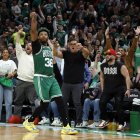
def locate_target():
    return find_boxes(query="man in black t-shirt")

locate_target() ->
[53,39,89,126]
[98,48,131,131]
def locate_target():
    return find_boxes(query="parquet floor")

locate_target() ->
[0,123,140,140]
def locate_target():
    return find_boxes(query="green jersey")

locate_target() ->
[33,45,54,76]
[54,30,66,47]
[134,46,140,73]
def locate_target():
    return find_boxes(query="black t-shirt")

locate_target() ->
[62,50,85,84]
[101,61,126,93]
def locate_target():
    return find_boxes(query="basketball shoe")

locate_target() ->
[23,119,39,133]
[61,124,78,135]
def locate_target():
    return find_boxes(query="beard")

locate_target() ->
[40,40,47,45]
[106,57,113,62]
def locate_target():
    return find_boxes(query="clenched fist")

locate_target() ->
[30,12,37,19]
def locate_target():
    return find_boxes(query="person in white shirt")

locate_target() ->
[10,29,38,122]
[0,48,17,122]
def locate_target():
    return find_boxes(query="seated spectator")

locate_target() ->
[78,82,101,128]
[83,61,92,92]
[38,101,62,127]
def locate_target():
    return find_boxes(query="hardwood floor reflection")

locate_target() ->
[0,123,140,140]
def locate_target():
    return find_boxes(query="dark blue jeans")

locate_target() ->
[41,101,60,118]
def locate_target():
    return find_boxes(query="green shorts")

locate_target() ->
[34,75,62,102]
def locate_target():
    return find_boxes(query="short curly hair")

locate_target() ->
[38,27,50,37]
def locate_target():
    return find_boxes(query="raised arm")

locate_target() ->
[104,27,112,52]
[30,12,38,41]
[127,26,140,57]
[53,41,63,58]
[15,29,23,57]
[77,43,89,58]
[38,5,45,23]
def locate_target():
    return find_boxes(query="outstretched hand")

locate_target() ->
[134,26,140,36]
[48,39,60,49]
[18,28,23,35]
[30,12,37,19]
[125,90,130,98]
[47,39,53,48]
[51,39,60,48]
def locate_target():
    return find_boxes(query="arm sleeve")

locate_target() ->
[127,37,138,60]
[84,63,92,83]
[10,60,17,73]
[15,43,23,58]
[32,40,41,54]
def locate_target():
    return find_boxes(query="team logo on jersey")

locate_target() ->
[43,50,53,58]
[104,67,117,75]
[43,50,53,68]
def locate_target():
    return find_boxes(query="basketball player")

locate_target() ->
[23,12,78,135]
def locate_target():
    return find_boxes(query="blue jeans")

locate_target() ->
[51,101,59,118]
[82,98,100,122]
[41,101,60,118]
[0,84,13,121]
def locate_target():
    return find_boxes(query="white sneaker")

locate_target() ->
[51,118,62,126]
[133,98,140,102]
[98,120,109,128]
[75,121,88,128]
[75,123,82,128]
[82,121,88,127]
[133,102,140,105]
[117,124,124,131]
[38,117,50,125]
[87,122,99,128]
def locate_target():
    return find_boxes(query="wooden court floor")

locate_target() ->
[0,123,140,140]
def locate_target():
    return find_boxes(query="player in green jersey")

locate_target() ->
[23,12,78,135]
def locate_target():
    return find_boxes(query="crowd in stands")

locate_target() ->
[0,0,140,131]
